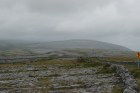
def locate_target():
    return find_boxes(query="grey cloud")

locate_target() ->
[0,0,140,51]
[26,0,113,14]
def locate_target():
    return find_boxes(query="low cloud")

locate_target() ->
[0,0,140,51]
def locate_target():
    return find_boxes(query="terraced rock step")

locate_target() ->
[0,63,123,93]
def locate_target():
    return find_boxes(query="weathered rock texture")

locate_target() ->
[0,63,122,93]
[99,58,139,64]
[109,63,138,93]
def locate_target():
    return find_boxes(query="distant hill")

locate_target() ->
[27,39,131,51]
[0,40,32,56]
[0,39,132,55]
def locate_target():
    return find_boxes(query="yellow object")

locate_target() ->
[136,52,140,58]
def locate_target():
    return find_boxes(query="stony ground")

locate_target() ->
[0,48,137,59]
[0,60,123,93]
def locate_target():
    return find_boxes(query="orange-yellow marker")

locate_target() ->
[136,52,140,69]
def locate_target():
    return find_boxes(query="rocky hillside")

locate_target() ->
[0,39,132,55]
[27,40,131,52]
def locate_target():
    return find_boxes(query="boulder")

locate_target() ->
[123,88,137,93]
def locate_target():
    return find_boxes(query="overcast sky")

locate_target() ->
[0,0,140,51]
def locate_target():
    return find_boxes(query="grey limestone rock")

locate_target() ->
[109,63,138,93]
[48,91,58,93]
[123,88,137,93]
[84,83,92,88]
[86,88,97,92]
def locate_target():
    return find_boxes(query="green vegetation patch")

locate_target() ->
[38,77,51,87]
[77,57,89,62]
[0,71,13,74]
[0,44,33,56]
[63,49,87,55]
[91,58,102,62]
[47,74,61,77]
[63,63,102,69]
[96,64,116,74]
[112,85,123,93]
[83,63,102,68]
[101,57,138,62]
[69,73,92,76]
[131,69,140,78]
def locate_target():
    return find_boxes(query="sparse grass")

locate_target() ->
[77,57,103,63]
[59,82,69,86]
[96,64,116,74]
[91,58,102,62]
[0,71,13,73]
[101,57,138,61]
[114,73,120,77]
[136,80,140,92]
[77,57,89,62]
[0,83,12,87]
[0,58,103,71]
[131,69,140,78]
[38,77,51,87]
[63,62,102,69]
[28,74,38,77]
[49,54,58,59]
[63,49,87,55]
[41,88,49,93]
[83,63,102,68]
[0,59,79,68]
[0,78,16,81]
[62,64,83,69]
[46,74,61,77]
[49,85,55,90]
[37,58,50,61]
[69,73,92,76]
[76,80,83,84]
[31,59,79,66]
[112,85,123,93]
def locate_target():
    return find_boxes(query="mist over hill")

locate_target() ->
[0,39,133,56]
[0,40,33,56]
[27,39,131,52]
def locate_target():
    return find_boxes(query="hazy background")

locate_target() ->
[0,0,140,51]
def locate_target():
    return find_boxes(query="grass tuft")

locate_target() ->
[101,57,138,62]
[96,64,116,74]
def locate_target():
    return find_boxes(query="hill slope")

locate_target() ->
[28,40,131,51]
[0,40,32,56]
